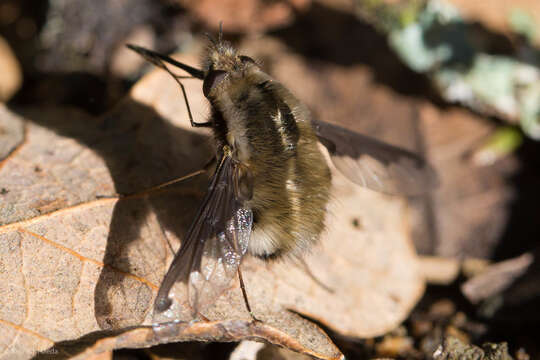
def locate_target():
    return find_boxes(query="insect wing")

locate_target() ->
[153,155,253,325]
[312,119,437,196]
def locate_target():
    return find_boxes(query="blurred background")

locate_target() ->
[1,0,539,358]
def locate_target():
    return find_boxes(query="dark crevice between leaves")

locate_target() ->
[483,132,540,348]
[114,342,237,360]
[35,328,229,360]
[34,328,237,360]
[31,326,149,360]
[10,72,124,116]
[494,138,540,261]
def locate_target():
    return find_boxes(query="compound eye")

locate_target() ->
[203,70,227,98]
[239,55,256,64]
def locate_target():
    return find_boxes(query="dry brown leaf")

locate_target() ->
[0,104,24,162]
[0,36,22,102]
[418,256,461,285]
[462,252,534,304]
[0,52,424,359]
[110,25,156,79]
[418,105,518,258]
[174,0,311,33]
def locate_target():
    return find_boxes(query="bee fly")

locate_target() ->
[127,31,436,327]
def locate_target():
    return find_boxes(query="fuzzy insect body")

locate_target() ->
[202,41,331,260]
[127,36,436,325]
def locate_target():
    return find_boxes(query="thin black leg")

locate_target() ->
[238,267,261,322]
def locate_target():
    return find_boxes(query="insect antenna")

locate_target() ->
[218,21,223,43]
[298,258,334,293]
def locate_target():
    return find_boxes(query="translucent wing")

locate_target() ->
[153,154,253,325]
[312,118,438,196]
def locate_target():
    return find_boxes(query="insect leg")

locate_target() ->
[126,44,212,128]
[135,169,205,194]
[298,258,334,293]
[118,157,217,198]
[237,266,261,322]
[96,157,216,201]
[115,168,205,199]
[156,220,176,257]
[170,71,212,128]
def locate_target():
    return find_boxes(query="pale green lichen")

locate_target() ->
[381,0,540,139]
[519,80,540,138]
[435,55,540,139]
[389,0,471,72]
[509,8,537,44]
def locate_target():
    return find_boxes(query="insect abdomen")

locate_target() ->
[225,78,331,258]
